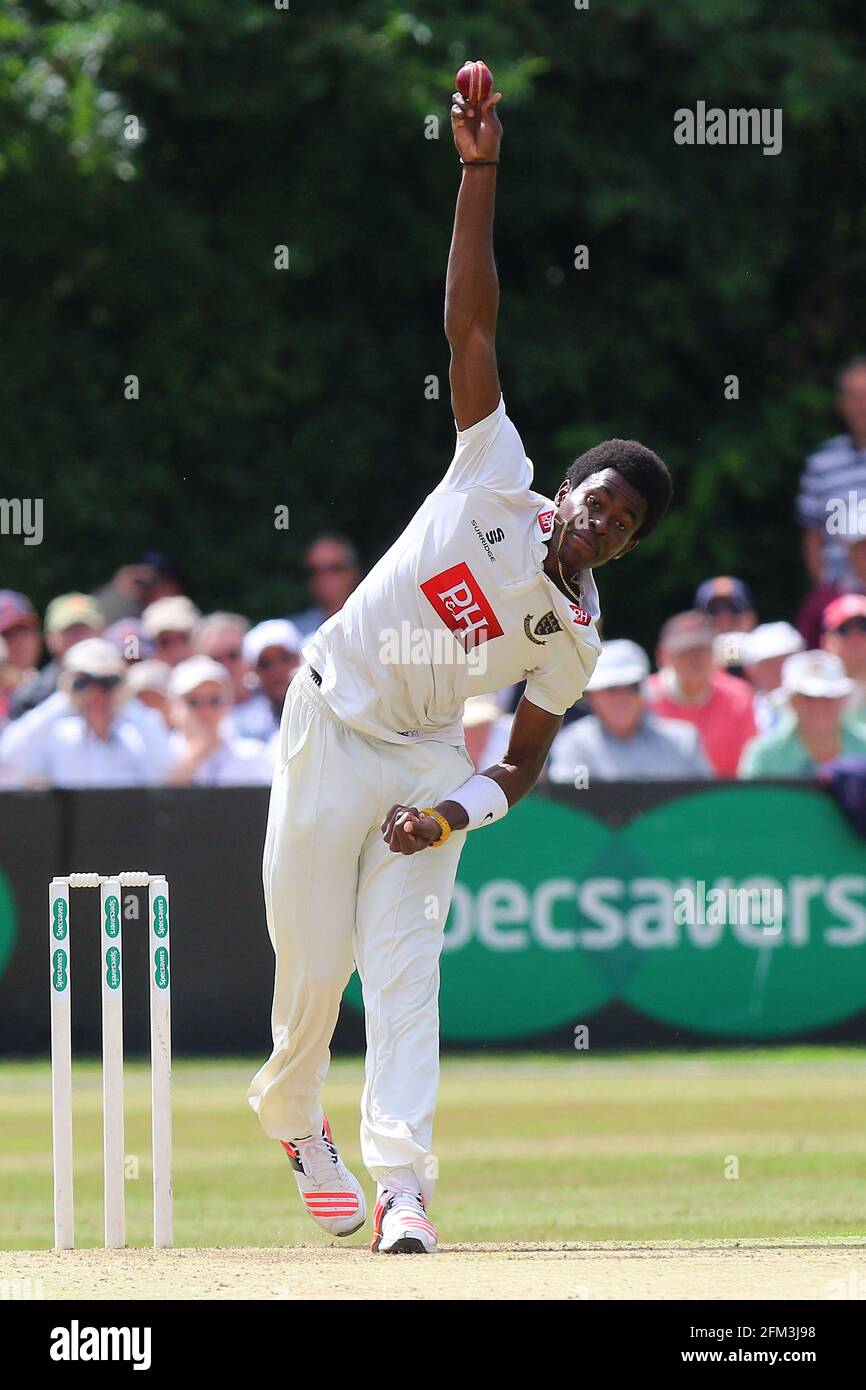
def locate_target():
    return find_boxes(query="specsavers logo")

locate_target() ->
[343,788,866,1040]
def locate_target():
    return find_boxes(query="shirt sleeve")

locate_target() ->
[796,450,828,527]
[434,396,534,497]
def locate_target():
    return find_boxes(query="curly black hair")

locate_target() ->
[565,439,673,540]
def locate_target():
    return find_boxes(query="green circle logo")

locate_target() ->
[342,789,866,1041]
[104,895,120,938]
[105,945,121,989]
[153,946,169,990]
[615,787,866,1036]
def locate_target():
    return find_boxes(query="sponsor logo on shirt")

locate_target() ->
[524,611,562,646]
[568,602,593,627]
[470,517,498,563]
[420,562,504,648]
[485,527,505,545]
[536,508,555,536]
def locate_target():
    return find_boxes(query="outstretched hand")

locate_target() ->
[381,804,443,855]
[451,89,503,164]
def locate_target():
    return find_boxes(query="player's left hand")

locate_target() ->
[381,804,442,854]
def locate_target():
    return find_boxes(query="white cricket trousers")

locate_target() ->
[247,665,472,1199]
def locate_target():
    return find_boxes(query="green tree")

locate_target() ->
[1,0,865,646]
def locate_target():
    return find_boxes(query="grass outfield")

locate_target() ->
[2,1048,865,1251]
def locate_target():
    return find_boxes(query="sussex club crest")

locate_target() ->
[524,610,562,646]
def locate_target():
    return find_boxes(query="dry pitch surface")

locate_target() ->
[4,1240,865,1300]
[4,1052,866,1299]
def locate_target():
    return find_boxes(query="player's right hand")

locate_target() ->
[381,804,442,854]
[451,90,503,164]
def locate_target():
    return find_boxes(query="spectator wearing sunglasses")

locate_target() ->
[288,533,362,637]
[194,612,251,703]
[821,594,866,722]
[167,656,273,786]
[549,640,712,783]
[142,595,201,667]
[0,639,169,788]
[226,620,303,743]
[694,576,757,675]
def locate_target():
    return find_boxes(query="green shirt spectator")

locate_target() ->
[739,713,866,777]
[739,648,866,777]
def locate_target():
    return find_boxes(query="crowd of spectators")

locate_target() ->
[3,360,866,788]
[0,534,359,789]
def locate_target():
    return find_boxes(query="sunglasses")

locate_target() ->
[185,694,224,709]
[156,631,190,647]
[705,597,743,617]
[305,562,352,577]
[834,617,866,637]
[71,674,122,693]
[258,652,294,670]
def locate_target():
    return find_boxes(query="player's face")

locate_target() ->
[554,469,647,571]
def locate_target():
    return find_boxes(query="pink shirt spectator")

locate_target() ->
[645,668,757,777]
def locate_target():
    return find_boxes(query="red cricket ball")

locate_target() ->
[456,60,493,106]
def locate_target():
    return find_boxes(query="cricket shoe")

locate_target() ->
[281,1116,366,1237]
[371,1186,438,1254]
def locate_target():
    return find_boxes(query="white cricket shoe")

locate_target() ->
[372,1185,438,1254]
[281,1116,366,1237]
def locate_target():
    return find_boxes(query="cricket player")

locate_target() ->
[248,79,673,1253]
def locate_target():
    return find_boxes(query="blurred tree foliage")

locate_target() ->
[1,0,865,643]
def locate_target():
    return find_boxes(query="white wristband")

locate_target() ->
[447,773,509,831]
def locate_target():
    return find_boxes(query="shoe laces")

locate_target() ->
[297,1134,345,1185]
[386,1185,426,1218]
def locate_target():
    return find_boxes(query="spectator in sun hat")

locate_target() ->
[141,595,201,668]
[820,593,866,720]
[167,656,273,786]
[738,650,866,778]
[226,619,303,743]
[8,592,104,720]
[645,612,757,777]
[549,639,712,782]
[741,622,805,733]
[126,659,172,728]
[1,638,170,788]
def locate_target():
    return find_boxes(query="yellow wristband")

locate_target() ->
[421,807,452,847]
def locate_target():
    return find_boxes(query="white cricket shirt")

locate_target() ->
[304,396,602,745]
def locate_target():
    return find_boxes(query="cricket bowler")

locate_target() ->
[248,75,673,1252]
